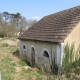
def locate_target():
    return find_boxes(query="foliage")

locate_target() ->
[62,43,80,74]
[0,12,37,38]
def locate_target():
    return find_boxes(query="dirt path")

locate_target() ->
[1,39,19,46]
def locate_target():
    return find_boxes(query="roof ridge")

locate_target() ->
[44,6,80,18]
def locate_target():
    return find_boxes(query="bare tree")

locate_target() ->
[0,11,37,38]
[0,13,3,37]
[28,19,37,28]
[2,11,11,37]
[18,16,27,33]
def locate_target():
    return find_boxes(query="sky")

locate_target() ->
[0,0,80,20]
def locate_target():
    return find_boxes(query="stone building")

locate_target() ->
[19,6,80,73]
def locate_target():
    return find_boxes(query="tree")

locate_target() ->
[19,16,27,33]
[2,11,12,37]
[2,12,9,37]
[0,11,37,38]
[0,12,21,37]
[11,13,21,36]
[0,13,3,37]
[2,11,10,21]
[28,19,37,28]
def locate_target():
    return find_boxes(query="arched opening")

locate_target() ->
[43,50,49,58]
[23,45,26,49]
[31,47,35,67]
[22,44,26,57]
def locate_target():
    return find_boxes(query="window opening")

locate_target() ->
[43,51,49,58]
[23,45,26,49]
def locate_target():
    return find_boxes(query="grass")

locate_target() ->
[0,43,46,80]
[0,41,80,80]
[1,43,9,47]
[61,43,80,80]
[18,60,28,66]
[36,77,43,80]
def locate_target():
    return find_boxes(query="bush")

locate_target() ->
[62,43,80,74]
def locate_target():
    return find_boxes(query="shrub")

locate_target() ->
[62,43,80,74]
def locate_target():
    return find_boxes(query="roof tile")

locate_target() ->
[19,6,80,43]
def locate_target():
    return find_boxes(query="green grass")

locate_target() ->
[37,69,43,75]
[36,77,43,80]
[18,60,28,66]
[0,43,46,80]
[26,68,32,73]
[64,60,80,75]
[0,41,80,80]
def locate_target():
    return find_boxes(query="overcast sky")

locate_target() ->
[0,0,80,20]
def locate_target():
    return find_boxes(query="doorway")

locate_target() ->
[31,47,35,67]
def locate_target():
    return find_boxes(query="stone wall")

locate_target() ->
[19,40,61,73]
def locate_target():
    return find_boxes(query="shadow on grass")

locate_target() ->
[12,50,31,66]
[12,50,20,59]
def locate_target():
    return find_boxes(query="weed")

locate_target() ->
[62,43,80,79]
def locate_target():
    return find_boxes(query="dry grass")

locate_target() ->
[0,41,46,80]
[0,38,80,80]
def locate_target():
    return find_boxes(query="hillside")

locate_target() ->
[0,38,80,80]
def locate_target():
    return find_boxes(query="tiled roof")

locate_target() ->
[19,6,80,43]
